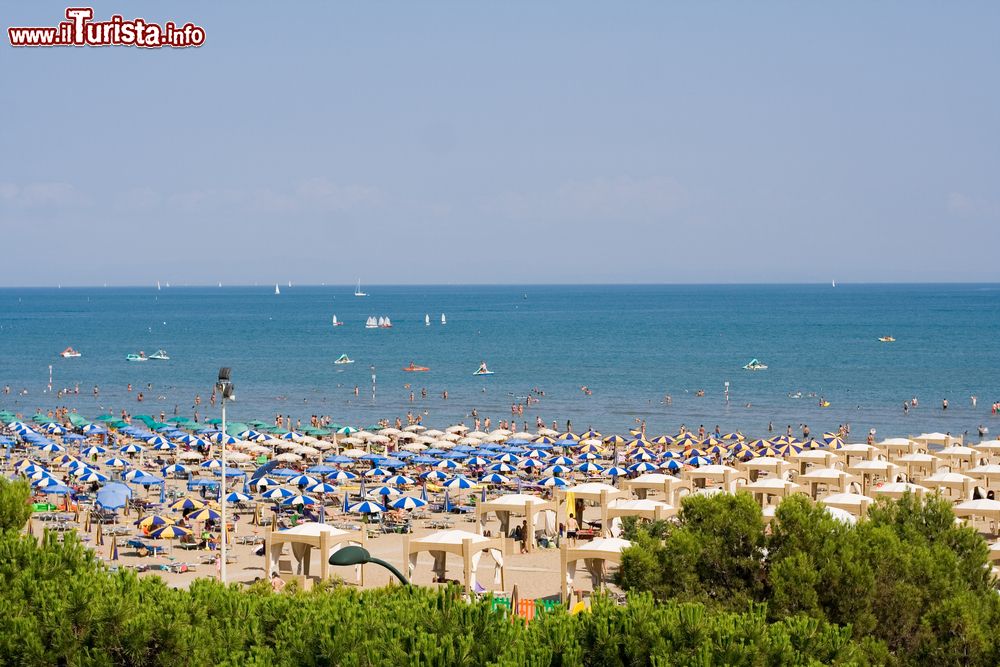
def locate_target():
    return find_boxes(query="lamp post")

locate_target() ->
[216,367,235,584]
[329,545,409,585]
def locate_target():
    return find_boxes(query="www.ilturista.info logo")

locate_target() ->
[8,8,205,48]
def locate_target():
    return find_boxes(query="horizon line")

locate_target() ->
[0,280,998,289]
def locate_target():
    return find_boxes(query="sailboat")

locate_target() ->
[287,281,292,288]
[274,284,280,295]
[365,316,378,329]
[156,281,161,291]
[354,279,368,297]
[832,280,836,288]
[441,313,447,325]
[332,314,343,327]
[334,354,354,365]
[425,314,430,326]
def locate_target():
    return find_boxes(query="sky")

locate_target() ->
[1,1,999,286]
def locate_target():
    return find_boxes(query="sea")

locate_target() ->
[1,284,997,441]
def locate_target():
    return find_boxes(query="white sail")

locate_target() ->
[832,279,836,288]
[441,313,446,325]
[425,314,430,326]
[275,284,280,295]
[332,315,338,326]
[288,281,292,288]
[156,281,161,291]
[354,279,368,297]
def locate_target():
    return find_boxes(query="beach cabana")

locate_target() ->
[739,478,803,508]
[953,499,1000,536]
[554,483,624,537]
[847,460,900,495]
[872,481,929,500]
[786,449,842,476]
[404,529,506,595]
[605,498,675,532]
[891,452,940,482]
[965,464,1000,490]
[819,492,874,518]
[682,464,746,492]
[475,494,557,553]
[620,473,690,504]
[921,471,975,499]
[914,432,962,449]
[265,522,367,587]
[560,537,631,602]
[796,467,856,499]
[737,456,791,481]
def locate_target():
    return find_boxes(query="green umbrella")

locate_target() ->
[205,418,222,425]
[94,414,115,421]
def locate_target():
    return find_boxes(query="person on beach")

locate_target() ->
[519,520,529,554]
[566,514,578,546]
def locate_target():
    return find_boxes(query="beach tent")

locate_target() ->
[621,473,691,505]
[265,522,368,585]
[475,494,557,552]
[404,529,506,595]
[96,482,133,511]
[560,537,631,602]
[605,498,676,532]
[554,483,623,536]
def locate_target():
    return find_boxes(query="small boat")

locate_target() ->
[156,281,161,291]
[274,284,281,295]
[365,316,378,329]
[820,400,831,408]
[149,350,170,361]
[379,316,393,329]
[332,315,343,327]
[334,354,355,365]
[60,347,81,358]
[127,352,148,362]
[832,279,836,288]
[441,313,447,325]
[425,314,430,326]
[473,362,494,376]
[403,362,430,372]
[743,358,768,371]
[878,336,895,343]
[354,279,368,297]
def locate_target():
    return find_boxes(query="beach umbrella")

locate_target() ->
[44,424,67,435]
[363,467,389,478]
[349,500,385,514]
[282,494,316,507]
[144,434,169,446]
[479,473,509,484]
[261,487,295,501]
[110,536,118,561]
[419,470,448,481]
[78,470,110,483]
[210,433,238,445]
[627,448,655,461]
[150,524,191,539]
[686,456,712,467]
[327,470,358,482]
[104,457,130,468]
[488,462,517,473]
[187,507,221,521]
[628,461,658,473]
[161,463,190,475]
[389,495,427,510]
[547,456,574,466]
[603,466,629,478]
[539,476,569,488]
[137,514,174,530]
[368,485,401,498]
[544,464,572,475]
[200,459,223,469]
[288,474,320,488]
[436,459,462,470]
[224,491,252,503]
[80,445,107,457]
[660,460,683,471]
[519,458,543,469]
[384,474,414,486]
[119,444,145,455]
[168,497,205,511]
[443,476,475,490]
[307,482,338,494]
[576,462,605,474]
[250,476,279,488]
[39,442,66,453]
[464,456,490,466]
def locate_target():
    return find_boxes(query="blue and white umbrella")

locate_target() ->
[349,500,385,514]
[539,476,569,488]
[104,457,130,468]
[81,423,106,435]
[250,476,279,488]
[543,464,572,475]
[488,462,517,473]
[328,470,358,482]
[464,456,490,466]
[547,456,574,466]
[479,473,509,484]
[442,476,475,490]
[151,442,176,451]
[44,423,67,435]
[519,459,544,469]
[686,456,712,467]
[178,434,209,448]
[368,485,401,498]
[200,459,223,469]
[603,466,630,477]
[161,463,189,475]
[77,470,109,483]
[659,460,683,471]
[288,474,320,488]
[119,444,145,454]
[281,431,304,440]
[261,487,295,500]
[210,432,238,445]
[39,442,66,453]
[225,491,252,503]
[389,495,427,510]
[576,462,605,473]
[493,453,521,464]
[282,494,316,507]
[364,467,389,478]
[419,469,449,481]
[436,459,461,470]
[80,445,107,456]
[384,474,414,486]
[307,482,338,494]
[145,435,169,447]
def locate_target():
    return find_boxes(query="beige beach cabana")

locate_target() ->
[891,452,940,482]
[404,529,506,595]
[740,478,803,508]
[265,522,367,586]
[953,499,1000,535]
[620,473,689,504]
[786,449,842,476]
[560,536,631,601]
[605,498,676,526]
[871,481,929,500]
[973,440,1000,464]
[936,445,979,471]
[820,492,874,518]
[847,460,900,495]
[914,432,962,449]
[555,483,624,536]
[737,456,791,481]
[475,493,557,553]
[796,467,857,499]
[682,464,746,492]
[876,437,917,457]
[965,464,1000,490]
[921,471,975,499]
[839,444,879,465]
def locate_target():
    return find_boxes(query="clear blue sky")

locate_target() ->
[2,2,998,285]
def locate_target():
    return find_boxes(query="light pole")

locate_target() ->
[216,367,235,584]
[329,545,409,585]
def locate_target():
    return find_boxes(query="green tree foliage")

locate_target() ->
[0,478,31,533]
[617,491,1000,666]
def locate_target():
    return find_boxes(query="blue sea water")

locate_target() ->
[0,284,997,440]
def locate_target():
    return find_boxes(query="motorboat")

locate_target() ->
[60,347,81,358]
[332,315,343,327]
[403,362,430,372]
[743,358,768,371]
[354,279,368,297]
[878,336,895,342]
[149,350,170,361]
[127,352,148,362]
[365,316,378,329]
[334,354,355,365]
[473,362,494,376]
